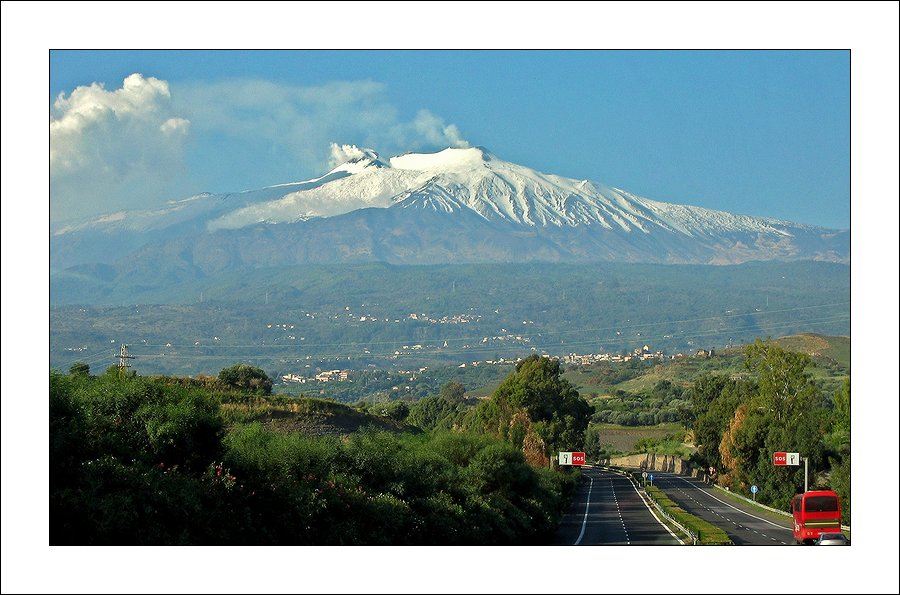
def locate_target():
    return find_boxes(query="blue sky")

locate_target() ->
[50,49,850,228]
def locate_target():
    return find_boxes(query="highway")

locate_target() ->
[651,473,796,545]
[553,466,682,545]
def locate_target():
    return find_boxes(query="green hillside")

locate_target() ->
[51,261,849,378]
[219,394,414,436]
[773,333,850,369]
[567,333,849,398]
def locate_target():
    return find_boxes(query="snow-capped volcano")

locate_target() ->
[201,145,800,238]
[51,145,849,280]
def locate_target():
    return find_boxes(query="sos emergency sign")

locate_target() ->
[559,452,586,466]
[773,452,800,466]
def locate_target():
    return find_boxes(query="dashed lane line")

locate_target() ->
[610,480,631,545]
[669,475,792,532]
[617,473,682,544]
[661,475,779,543]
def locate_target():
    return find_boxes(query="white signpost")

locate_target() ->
[774,451,809,492]
[558,452,586,466]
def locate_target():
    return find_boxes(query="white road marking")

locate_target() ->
[574,476,594,545]
[669,475,792,531]
[617,472,683,544]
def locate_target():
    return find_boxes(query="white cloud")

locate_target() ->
[160,117,190,135]
[50,74,469,222]
[174,78,469,177]
[412,109,470,149]
[328,143,371,168]
[50,73,191,221]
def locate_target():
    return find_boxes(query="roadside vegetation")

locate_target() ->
[643,485,732,545]
[685,340,851,524]
[572,336,850,525]
[51,334,850,543]
[50,356,585,545]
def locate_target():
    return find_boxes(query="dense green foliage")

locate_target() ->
[50,370,577,544]
[632,433,692,458]
[689,374,751,472]
[49,332,852,543]
[688,340,851,524]
[218,363,273,395]
[589,380,691,426]
[68,361,90,376]
[469,355,592,464]
[406,396,469,432]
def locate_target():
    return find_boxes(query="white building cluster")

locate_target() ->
[281,369,350,384]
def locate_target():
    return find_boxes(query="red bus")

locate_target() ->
[791,490,841,544]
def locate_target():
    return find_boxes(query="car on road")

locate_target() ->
[815,532,849,545]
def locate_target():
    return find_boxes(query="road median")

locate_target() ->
[610,467,732,545]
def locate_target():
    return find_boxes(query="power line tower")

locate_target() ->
[117,343,134,377]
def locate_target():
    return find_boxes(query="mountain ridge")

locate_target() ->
[50,145,849,289]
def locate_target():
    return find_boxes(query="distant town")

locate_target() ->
[279,342,716,386]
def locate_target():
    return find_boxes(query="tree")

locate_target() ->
[744,339,817,424]
[218,363,273,395]
[827,377,851,524]
[439,381,466,403]
[686,373,732,425]
[717,340,827,507]
[408,396,460,431]
[69,361,90,377]
[690,375,748,472]
[486,355,591,465]
[380,400,409,422]
[830,377,850,438]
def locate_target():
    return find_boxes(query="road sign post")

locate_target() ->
[642,471,648,488]
[774,451,807,492]
[558,452,586,466]
[802,456,808,493]
[649,473,654,486]
[750,484,758,501]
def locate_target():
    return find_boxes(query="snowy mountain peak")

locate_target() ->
[51,144,849,269]
[389,146,492,171]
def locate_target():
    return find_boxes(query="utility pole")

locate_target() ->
[117,343,134,377]
[803,455,809,493]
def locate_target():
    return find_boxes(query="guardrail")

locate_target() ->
[642,487,698,545]
[605,465,734,544]
[713,485,791,517]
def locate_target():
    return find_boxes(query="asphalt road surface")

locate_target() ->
[553,466,682,545]
[651,473,795,545]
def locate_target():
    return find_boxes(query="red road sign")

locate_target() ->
[572,452,586,466]
[773,452,787,465]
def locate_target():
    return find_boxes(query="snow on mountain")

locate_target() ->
[187,145,805,237]
[50,145,849,273]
